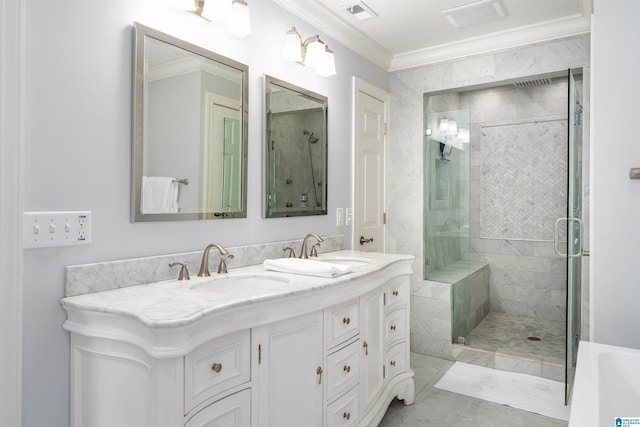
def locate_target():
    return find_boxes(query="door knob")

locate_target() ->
[359,236,374,245]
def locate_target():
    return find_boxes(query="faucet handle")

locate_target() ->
[217,254,234,274]
[310,243,320,257]
[283,247,297,258]
[169,262,190,280]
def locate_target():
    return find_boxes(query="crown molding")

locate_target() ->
[272,0,591,73]
[389,13,591,71]
[271,0,393,70]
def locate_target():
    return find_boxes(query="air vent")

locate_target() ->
[514,78,553,88]
[442,0,507,29]
[341,1,378,21]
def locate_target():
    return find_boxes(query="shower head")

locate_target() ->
[303,130,320,144]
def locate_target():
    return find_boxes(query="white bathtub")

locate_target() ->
[569,341,640,427]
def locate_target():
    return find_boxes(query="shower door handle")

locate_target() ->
[554,217,583,258]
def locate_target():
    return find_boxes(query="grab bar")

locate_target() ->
[554,217,583,257]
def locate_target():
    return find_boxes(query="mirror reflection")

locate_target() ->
[132,23,248,222]
[264,75,328,218]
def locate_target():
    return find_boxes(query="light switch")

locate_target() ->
[23,211,92,248]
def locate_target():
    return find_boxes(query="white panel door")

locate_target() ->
[255,311,324,427]
[353,78,387,252]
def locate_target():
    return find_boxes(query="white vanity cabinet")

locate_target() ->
[62,251,414,427]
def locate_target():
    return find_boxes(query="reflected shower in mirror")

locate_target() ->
[132,22,248,222]
[264,75,327,218]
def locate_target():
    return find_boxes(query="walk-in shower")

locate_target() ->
[423,69,587,401]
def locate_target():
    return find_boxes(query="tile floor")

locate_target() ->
[378,352,568,426]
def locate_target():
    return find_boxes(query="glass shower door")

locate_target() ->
[563,68,584,404]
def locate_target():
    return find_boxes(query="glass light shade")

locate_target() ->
[303,36,325,69]
[207,0,232,23]
[226,0,251,37]
[282,27,303,62]
[447,119,458,136]
[315,47,336,77]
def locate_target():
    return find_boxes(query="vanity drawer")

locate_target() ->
[325,299,359,349]
[184,388,251,427]
[326,340,360,401]
[385,342,407,381]
[386,277,409,311]
[384,308,407,347]
[184,330,251,413]
[325,385,359,427]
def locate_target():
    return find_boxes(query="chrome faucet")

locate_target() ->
[299,233,324,259]
[198,243,234,276]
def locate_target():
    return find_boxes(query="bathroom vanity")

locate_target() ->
[61,251,414,427]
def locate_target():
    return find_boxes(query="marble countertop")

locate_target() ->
[61,250,413,329]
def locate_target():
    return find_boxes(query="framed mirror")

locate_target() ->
[264,75,328,218]
[132,23,248,222]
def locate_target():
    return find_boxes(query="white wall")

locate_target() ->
[21,0,386,425]
[591,0,640,348]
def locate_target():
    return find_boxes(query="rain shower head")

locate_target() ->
[303,130,319,144]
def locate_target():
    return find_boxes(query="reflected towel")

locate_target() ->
[141,176,179,213]
[263,258,352,278]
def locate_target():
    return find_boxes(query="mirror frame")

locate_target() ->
[131,22,249,222]
[264,75,328,218]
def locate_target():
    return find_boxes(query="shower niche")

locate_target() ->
[264,75,328,218]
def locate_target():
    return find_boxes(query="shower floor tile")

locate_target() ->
[469,312,565,364]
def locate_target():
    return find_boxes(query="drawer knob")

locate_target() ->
[343,412,351,420]
[343,317,351,325]
[390,324,396,331]
[343,365,351,373]
[389,360,396,367]
[392,290,399,296]
[211,363,223,373]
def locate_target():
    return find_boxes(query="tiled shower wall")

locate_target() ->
[463,82,569,323]
[387,35,590,358]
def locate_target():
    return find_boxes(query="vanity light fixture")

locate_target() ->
[281,28,337,77]
[188,0,251,37]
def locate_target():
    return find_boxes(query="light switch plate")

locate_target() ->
[23,211,92,248]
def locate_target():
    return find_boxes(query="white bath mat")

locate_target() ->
[434,362,570,421]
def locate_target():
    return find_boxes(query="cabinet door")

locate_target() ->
[359,288,385,412]
[255,311,323,427]
[184,389,251,427]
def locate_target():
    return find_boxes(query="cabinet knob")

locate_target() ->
[211,363,223,373]
[390,324,396,331]
[342,317,351,325]
[343,412,351,420]
[343,365,351,373]
[389,360,396,367]
[392,290,399,296]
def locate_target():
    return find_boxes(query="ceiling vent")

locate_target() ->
[341,1,378,21]
[442,0,507,29]
[514,78,553,88]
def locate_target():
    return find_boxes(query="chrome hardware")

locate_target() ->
[198,243,234,276]
[390,325,396,331]
[168,262,190,280]
[554,218,583,258]
[359,236,374,245]
[211,363,222,373]
[343,412,351,420]
[299,233,324,259]
[343,317,351,325]
[392,290,399,296]
[343,365,351,373]
[283,247,296,258]
[390,360,396,367]
[363,341,368,356]
[316,366,323,384]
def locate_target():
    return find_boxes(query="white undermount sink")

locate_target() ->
[189,273,290,292]
[317,258,370,267]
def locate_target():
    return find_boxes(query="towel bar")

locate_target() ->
[173,178,189,185]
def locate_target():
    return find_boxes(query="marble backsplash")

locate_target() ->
[65,234,344,297]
